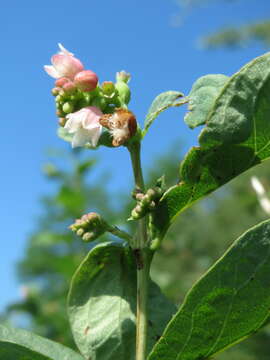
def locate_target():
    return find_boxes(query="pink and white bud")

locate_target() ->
[62,81,76,93]
[54,77,76,93]
[74,70,98,92]
[64,106,103,148]
[44,44,84,80]
[55,77,70,87]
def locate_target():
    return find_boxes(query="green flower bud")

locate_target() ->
[129,182,165,221]
[62,102,74,114]
[141,194,150,206]
[149,201,156,210]
[55,95,62,103]
[76,228,85,237]
[131,208,141,220]
[101,81,116,98]
[116,71,131,83]
[51,87,60,96]
[115,81,131,105]
[135,204,143,214]
[84,92,92,105]
[146,188,156,200]
[82,231,96,242]
[58,89,65,96]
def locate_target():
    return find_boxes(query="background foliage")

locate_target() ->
[176,0,270,49]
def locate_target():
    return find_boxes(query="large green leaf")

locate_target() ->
[143,91,186,135]
[184,74,229,129]
[148,219,270,360]
[199,52,270,147]
[0,323,83,360]
[68,242,176,360]
[151,52,270,241]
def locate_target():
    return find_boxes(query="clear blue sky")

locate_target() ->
[0,0,269,310]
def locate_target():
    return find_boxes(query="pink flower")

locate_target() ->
[44,43,84,80]
[64,107,103,148]
[74,70,98,92]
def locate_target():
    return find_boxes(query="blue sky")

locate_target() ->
[0,0,269,310]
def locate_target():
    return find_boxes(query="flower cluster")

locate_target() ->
[44,44,136,148]
[70,212,107,242]
[130,185,164,220]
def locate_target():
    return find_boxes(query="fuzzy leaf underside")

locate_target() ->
[184,74,229,129]
[0,323,83,360]
[68,242,176,360]
[148,219,270,360]
[152,51,270,240]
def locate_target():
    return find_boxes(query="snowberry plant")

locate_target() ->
[2,44,270,360]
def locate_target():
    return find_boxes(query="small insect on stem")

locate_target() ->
[133,248,144,270]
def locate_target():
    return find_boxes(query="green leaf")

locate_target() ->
[184,74,229,129]
[199,52,270,147]
[68,242,176,360]
[143,91,186,135]
[151,52,270,241]
[0,323,84,360]
[148,219,270,360]
[76,159,96,174]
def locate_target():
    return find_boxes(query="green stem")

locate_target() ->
[128,142,145,191]
[107,225,133,243]
[128,141,150,360]
[136,248,151,360]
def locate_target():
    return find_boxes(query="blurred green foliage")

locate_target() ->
[175,1,270,50]
[202,21,270,49]
[3,146,270,359]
